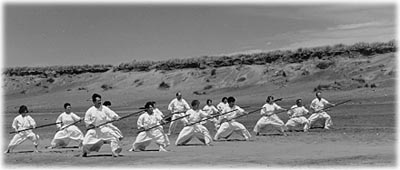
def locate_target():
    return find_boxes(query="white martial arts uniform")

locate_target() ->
[82,105,122,156]
[153,108,170,145]
[253,103,287,134]
[6,115,39,152]
[216,102,228,112]
[309,98,333,129]
[102,106,123,139]
[50,112,84,148]
[175,109,212,145]
[131,112,169,151]
[285,105,310,132]
[214,105,251,141]
[154,108,164,118]
[202,105,220,130]
[167,98,191,134]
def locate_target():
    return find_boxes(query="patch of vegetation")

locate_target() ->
[203,85,213,90]
[193,91,206,95]
[316,61,335,69]
[134,79,141,83]
[47,78,55,83]
[136,81,143,87]
[237,77,246,82]
[3,40,395,76]
[211,69,217,76]
[159,81,170,89]
[78,87,87,91]
[101,84,112,91]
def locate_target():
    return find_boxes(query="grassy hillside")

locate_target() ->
[3,40,396,113]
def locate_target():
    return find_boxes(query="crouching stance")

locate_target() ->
[176,100,212,146]
[50,103,84,148]
[103,101,124,140]
[81,93,122,157]
[253,96,288,136]
[214,97,252,141]
[5,105,39,153]
[129,102,169,152]
[308,91,335,129]
[285,99,310,132]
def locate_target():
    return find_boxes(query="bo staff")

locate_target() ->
[9,121,63,134]
[58,119,83,131]
[184,109,239,127]
[87,109,145,130]
[137,114,190,133]
[312,99,352,113]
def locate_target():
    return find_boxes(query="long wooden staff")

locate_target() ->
[137,114,190,133]
[87,109,145,130]
[9,121,63,134]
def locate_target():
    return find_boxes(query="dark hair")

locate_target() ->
[296,99,302,104]
[103,101,111,106]
[266,96,274,103]
[222,97,228,102]
[19,105,28,114]
[191,100,200,107]
[151,101,156,105]
[176,92,181,97]
[92,93,101,102]
[144,101,154,109]
[64,103,71,109]
[206,99,212,104]
[227,96,235,103]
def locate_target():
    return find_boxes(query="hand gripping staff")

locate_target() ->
[222,107,264,122]
[58,118,84,131]
[137,114,190,134]
[184,105,252,127]
[184,108,239,127]
[87,109,146,130]
[9,121,63,134]
[311,99,352,113]
[162,111,187,122]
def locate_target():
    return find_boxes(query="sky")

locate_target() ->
[4,2,396,67]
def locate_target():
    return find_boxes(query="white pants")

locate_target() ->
[132,127,169,151]
[168,114,186,134]
[253,115,287,133]
[214,121,251,140]
[285,117,310,131]
[175,124,212,145]
[106,123,123,139]
[308,112,332,128]
[51,125,84,148]
[82,126,121,155]
[7,131,39,151]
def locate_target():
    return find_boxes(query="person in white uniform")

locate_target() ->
[214,97,252,141]
[81,93,122,157]
[151,101,170,145]
[129,102,169,152]
[285,99,311,132]
[103,101,124,140]
[167,92,191,135]
[216,97,228,112]
[49,103,84,148]
[253,96,288,136]
[5,105,39,153]
[175,100,212,146]
[202,99,220,131]
[308,91,335,129]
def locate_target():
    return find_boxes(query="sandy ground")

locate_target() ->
[2,100,396,167]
